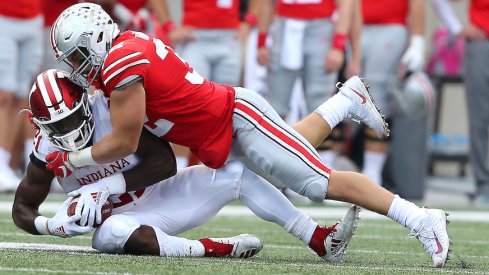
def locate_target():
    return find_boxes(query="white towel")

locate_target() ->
[281,19,306,70]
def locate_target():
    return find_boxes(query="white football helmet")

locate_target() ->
[394,72,436,119]
[51,3,120,88]
[29,69,94,152]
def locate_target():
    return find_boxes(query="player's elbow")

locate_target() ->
[116,136,140,156]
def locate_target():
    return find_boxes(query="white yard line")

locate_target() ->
[2,202,489,222]
[0,267,134,275]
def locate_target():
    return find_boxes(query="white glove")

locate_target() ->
[35,197,93,238]
[67,173,126,227]
[400,35,425,72]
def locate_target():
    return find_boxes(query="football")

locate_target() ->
[67,196,113,227]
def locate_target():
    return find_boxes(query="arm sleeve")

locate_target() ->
[431,0,463,35]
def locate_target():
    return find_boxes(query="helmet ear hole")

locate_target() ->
[97,32,103,43]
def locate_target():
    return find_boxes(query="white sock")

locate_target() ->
[284,214,318,244]
[0,148,11,166]
[314,93,352,129]
[361,151,386,186]
[318,150,338,168]
[175,156,189,171]
[153,226,205,257]
[387,195,427,231]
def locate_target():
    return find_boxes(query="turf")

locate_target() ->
[0,195,488,274]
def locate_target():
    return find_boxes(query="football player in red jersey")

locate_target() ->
[14,69,361,261]
[47,3,450,267]
[0,0,43,192]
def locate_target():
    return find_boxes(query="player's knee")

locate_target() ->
[223,160,245,182]
[92,215,140,254]
[124,225,160,255]
[303,182,327,203]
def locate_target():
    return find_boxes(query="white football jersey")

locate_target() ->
[32,90,153,210]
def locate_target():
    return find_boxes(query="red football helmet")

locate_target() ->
[29,69,94,151]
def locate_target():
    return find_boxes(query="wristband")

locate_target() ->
[34,216,50,235]
[258,32,267,48]
[409,34,425,53]
[69,147,98,168]
[332,32,347,51]
[161,20,175,33]
[101,173,127,195]
[244,13,257,27]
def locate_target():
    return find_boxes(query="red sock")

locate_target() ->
[199,238,234,257]
[308,224,336,257]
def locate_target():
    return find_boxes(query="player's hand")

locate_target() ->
[129,10,148,31]
[169,26,195,44]
[47,197,93,238]
[68,182,111,228]
[46,151,74,177]
[325,48,344,73]
[459,23,486,41]
[400,35,425,72]
[257,47,270,66]
[67,174,126,227]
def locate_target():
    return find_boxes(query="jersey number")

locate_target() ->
[153,37,204,85]
[134,32,204,137]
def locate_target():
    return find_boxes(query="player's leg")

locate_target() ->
[212,30,242,86]
[268,18,301,117]
[360,25,407,185]
[237,161,359,262]
[233,85,450,267]
[92,214,262,258]
[93,164,263,257]
[0,16,22,191]
[293,102,451,267]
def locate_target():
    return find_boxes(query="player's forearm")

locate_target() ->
[409,0,425,36]
[349,0,362,66]
[257,0,273,34]
[68,132,139,168]
[12,203,44,235]
[148,0,171,24]
[93,132,140,164]
[335,0,355,35]
[122,132,177,191]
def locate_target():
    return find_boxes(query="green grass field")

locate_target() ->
[1,193,488,275]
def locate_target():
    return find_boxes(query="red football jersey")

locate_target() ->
[276,0,335,20]
[182,0,240,29]
[42,0,79,27]
[100,31,235,169]
[470,0,489,35]
[118,0,147,13]
[362,0,408,25]
[0,0,42,19]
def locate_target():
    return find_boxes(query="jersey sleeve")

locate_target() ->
[101,42,151,93]
[32,131,57,167]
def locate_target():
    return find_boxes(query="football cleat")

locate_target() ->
[323,204,361,262]
[201,234,263,258]
[409,209,451,267]
[338,76,389,138]
[309,204,360,262]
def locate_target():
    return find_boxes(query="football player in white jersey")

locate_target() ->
[12,69,361,261]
